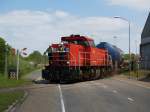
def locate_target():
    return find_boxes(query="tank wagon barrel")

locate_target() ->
[96,42,124,70]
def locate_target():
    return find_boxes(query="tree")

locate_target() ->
[123,53,137,61]
[123,54,130,60]
[0,37,6,74]
[26,51,42,65]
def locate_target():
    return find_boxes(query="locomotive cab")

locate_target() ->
[61,35,96,47]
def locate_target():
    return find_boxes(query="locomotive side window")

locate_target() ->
[70,40,78,44]
[62,41,68,44]
[89,40,96,47]
[62,40,78,44]
[62,40,89,46]
[77,40,89,46]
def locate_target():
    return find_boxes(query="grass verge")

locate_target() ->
[122,70,150,79]
[0,91,24,112]
[0,75,31,88]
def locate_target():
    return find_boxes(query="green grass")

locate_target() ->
[123,70,150,79]
[19,59,37,77]
[8,57,41,78]
[0,91,24,112]
[0,75,31,88]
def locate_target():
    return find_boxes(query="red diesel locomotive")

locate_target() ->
[42,35,112,82]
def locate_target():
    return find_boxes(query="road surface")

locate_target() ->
[14,71,150,112]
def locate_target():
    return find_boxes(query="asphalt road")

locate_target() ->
[14,71,150,112]
[23,70,42,81]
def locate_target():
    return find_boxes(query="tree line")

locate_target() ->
[0,37,46,76]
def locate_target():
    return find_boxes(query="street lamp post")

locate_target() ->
[113,36,118,71]
[114,16,131,78]
[113,36,117,46]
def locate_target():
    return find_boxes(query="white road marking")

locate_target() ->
[103,85,108,88]
[58,84,66,112]
[90,82,108,88]
[112,90,117,93]
[128,97,134,102]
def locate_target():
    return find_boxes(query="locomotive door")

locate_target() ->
[84,47,91,66]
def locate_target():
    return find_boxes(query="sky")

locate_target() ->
[0,0,149,54]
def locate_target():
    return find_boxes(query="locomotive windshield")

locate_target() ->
[62,40,89,46]
[62,40,95,47]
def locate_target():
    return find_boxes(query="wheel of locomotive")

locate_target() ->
[83,68,90,81]
[109,66,113,76]
[89,68,94,80]
[87,68,92,81]
[93,68,100,80]
[83,69,89,81]
[107,66,111,76]
[72,69,78,82]
[100,68,105,78]
[105,67,109,77]
[103,67,107,77]
[96,68,101,79]
[94,69,98,80]
[72,69,79,81]
[79,69,83,81]
[48,72,52,83]
[104,67,107,77]
[98,68,102,79]
[67,69,75,83]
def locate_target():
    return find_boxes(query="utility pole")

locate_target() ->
[5,43,8,77]
[16,49,20,80]
[114,16,131,78]
[135,40,138,55]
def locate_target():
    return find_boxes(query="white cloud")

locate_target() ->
[54,10,69,18]
[107,0,150,11]
[0,10,140,54]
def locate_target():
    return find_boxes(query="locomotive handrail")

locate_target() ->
[50,59,76,66]
[48,50,110,67]
[52,51,69,53]
[79,51,106,66]
[49,59,76,63]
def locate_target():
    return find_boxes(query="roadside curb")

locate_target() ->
[5,90,29,112]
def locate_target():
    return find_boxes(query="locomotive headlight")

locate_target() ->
[67,61,70,64]
[65,48,69,52]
